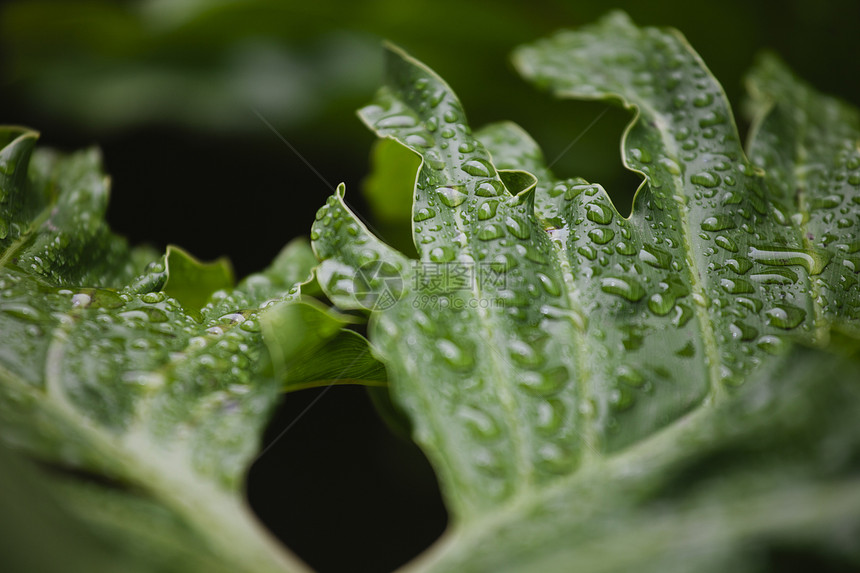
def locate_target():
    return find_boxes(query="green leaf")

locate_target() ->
[744,53,860,337]
[0,128,337,572]
[262,298,387,391]
[162,245,234,313]
[364,138,422,225]
[312,14,860,571]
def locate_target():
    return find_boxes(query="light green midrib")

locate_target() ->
[656,124,725,402]
[370,53,540,508]
[549,212,599,467]
[435,79,725,518]
[439,157,536,502]
[385,86,536,504]
[787,93,829,342]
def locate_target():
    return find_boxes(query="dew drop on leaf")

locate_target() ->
[600,276,645,302]
[691,171,721,188]
[764,303,806,329]
[585,202,614,225]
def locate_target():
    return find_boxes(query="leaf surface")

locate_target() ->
[312,13,860,571]
[0,128,382,572]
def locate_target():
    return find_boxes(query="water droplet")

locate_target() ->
[764,303,806,330]
[72,293,92,308]
[729,320,758,341]
[577,246,597,261]
[424,150,445,170]
[756,334,785,354]
[205,326,224,337]
[436,185,468,208]
[735,296,763,313]
[517,244,547,266]
[219,312,246,324]
[613,241,636,256]
[693,92,713,107]
[588,228,615,245]
[458,141,476,153]
[630,147,652,163]
[489,253,517,272]
[141,292,165,304]
[748,246,831,275]
[639,244,672,269]
[459,406,500,439]
[477,223,504,241]
[659,157,682,175]
[475,180,503,197]
[536,272,561,296]
[672,303,693,327]
[811,194,843,210]
[691,172,721,188]
[429,246,456,263]
[609,386,635,412]
[505,216,531,239]
[648,292,675,315]
[720,278,754,294]
[586,203,614,224]
[700,214,736,231]
[405,134,432,148]
[535,443,575,474]
[377,114,418,129]
[843,257,860,273]
[750,267,798,284]
[715,235,738,252]
[517,366,568,395]
[600,276,645,302]
[725,257,753,274]
[616,365,645,387]
[414,207,437,222]
[461,159,495,178]
[477,200,498,220]
[1,303,41,321]
[508,339,544,367]
[436,338,474,370]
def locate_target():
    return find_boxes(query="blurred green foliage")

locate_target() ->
[3,0,859,210]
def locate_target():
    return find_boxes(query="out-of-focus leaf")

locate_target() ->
[262,298,387,390]
[162,245,234,313]
[363,138,420,225]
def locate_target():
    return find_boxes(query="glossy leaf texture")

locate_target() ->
[0,128,382,573]
[312,13,860,572]
[744,53,860,337]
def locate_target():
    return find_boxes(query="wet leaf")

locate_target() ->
[313,13,860,571]
[0,128,381,573]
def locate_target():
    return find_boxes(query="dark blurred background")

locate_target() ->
[2,1,859,571]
